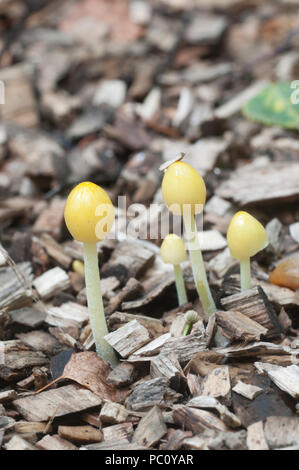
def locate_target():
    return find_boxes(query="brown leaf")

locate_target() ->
[63,351,116,401]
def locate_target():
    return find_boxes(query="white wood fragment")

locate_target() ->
[104,319,151,358]
[46,301,89,328]
[100,402,128,425]
[255,362,299,398]
[232,380,263,400]
[33,267,70,300]
[130,333,171,358]
[247,421,269,450]
[198,230,227,251]
[5,435,37,451]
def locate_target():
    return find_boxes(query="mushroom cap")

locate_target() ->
[160,234,187,265]
[162,161,206,216]
[227,211,268,260]
[64,182,114,243]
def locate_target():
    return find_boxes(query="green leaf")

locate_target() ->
[242,82,299,130]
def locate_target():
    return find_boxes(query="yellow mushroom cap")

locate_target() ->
[227,211,269,260]
[162,161,206,216]
[64,182,114,243]
[160,234,187,265]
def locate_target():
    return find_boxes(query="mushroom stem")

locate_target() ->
[173,264,188,305]
[183,322,191,336]
[183,213,216,316]
[83,242,118,367]
[240,258,251,291]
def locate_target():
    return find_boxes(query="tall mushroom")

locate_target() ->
[162,161,216,316]
[160,234,188,306]
[227,211,268,291]
[64,181,118,367]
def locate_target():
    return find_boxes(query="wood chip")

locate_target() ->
[104,319,151,358]
[255,362,299,398]
[217,160,299,206]
[132,406,167,447]
[221,286,282,339]
[130,333,171,358]
[232,380,263,400]
[33,267,70,300]
[150,353,184,391]
[100,402,128,425]
[126,377,181,411]
[12,384,102,421]
[201,366,231,405]
[109,311,166,338]
[46,301,89,328]
[102,422,134,441]
[173,405,229,433]
[5,434,37,451]
[160,331,206,364]
[264,416,299,449]
[246,421,269,450]
[10,307,46,328]
[216,310,268,343]
[0,262,34,310]
[36,434,77,451]
[81,438,146,450]
[58,425,103,444]
[0,389,18,403]
[187,396,241,428]
[107,362,138,388]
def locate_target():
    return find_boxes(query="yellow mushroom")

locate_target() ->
[162,161,215,316]
[227,211,269,291]
[72,260,85,278]
[161,234,188,306]
[64,181,118,367]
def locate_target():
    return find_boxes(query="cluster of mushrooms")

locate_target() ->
[64,160,269,367]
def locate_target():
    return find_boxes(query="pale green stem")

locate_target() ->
[240,258,251,291]
[173,264,188,306]
[183,213,216,317]
[183,322,191,336]
[83,242,118,368]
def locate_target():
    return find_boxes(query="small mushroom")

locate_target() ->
[64,181,118,367]
[162,161,216,316]
[182,310,199,336]
[160,234,188,306]
[227,211,268,291]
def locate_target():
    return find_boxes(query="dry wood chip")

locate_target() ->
[104,319,151,358]
[126,377,182,411]
[216,160,299,206]
[0,389,17,403]
[259,281,299,307]
[246,421,269,450]
[36,434,77,451]
[81,438,146,450]
[16,330,59,354]
[62,352,116,401]
[13,384,102,421]
[187,396,241,429]
[220,286,282,338]
[0,343,48,381]
[0,262,34,310]
[200,366,231,405]
[103,422,134,441]
[121,273,174,310]
[160,331,206,364]
[58,425,103,444]
[254,362,299,398]
[100,401,128,425]
[106,278,144,314]
[232,380,263,400]
[32,199,66,241]
[38,233,71,269]
[33,267,70,300]
[150,353,184,391]
[107,361,138,388]
[216,341,298,359]
[46,301,89,328]
[264,416,299,449]
[109,311,166,338]
[216,310,268,343]
[132,406,167,447]
[173,405,229,434]
[130,333,171,358]
[5,434,37,451]
[14,421,49,435]
[9,307,46,328]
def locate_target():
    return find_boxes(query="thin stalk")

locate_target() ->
[183,322,191,336]
[183,213,216,317]
[240,258,251,291]
[83,242,118,368]
[173,264,188,305]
